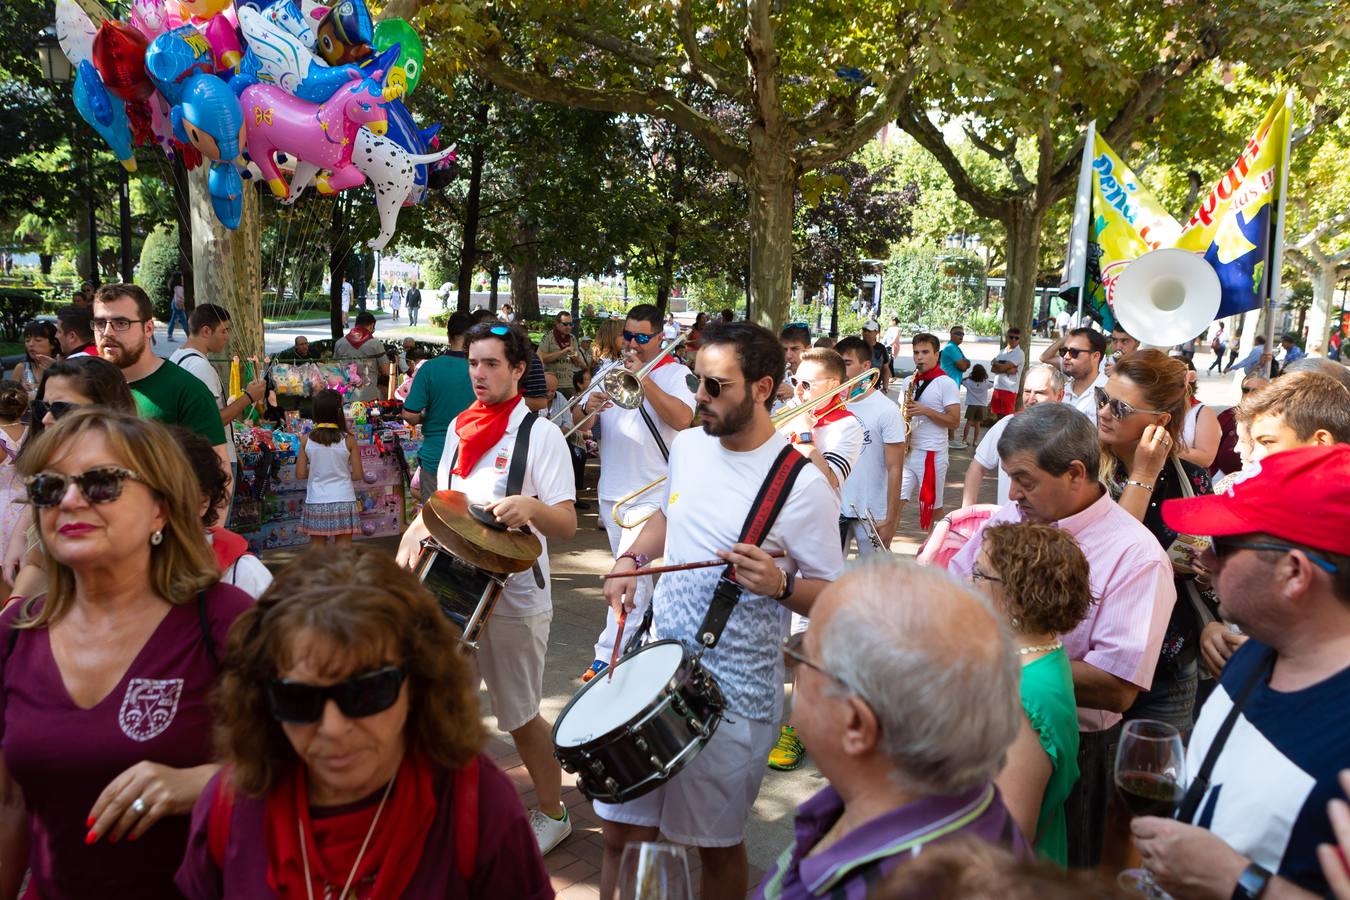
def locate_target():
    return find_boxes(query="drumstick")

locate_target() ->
[608,607,627,683]
[603,550,787,579]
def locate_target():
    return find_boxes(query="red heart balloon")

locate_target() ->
[92,20,153,103]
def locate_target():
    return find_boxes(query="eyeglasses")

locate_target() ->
[31,399,82,422]
[686,372,739,398]
[267,665,407,724]
[1212,538,1340,575]
[1095,386,1167,419]
[781,631,835,680]
[969,567,1002,584]
[91,317,148,333]
[24,466,143,508]
[1058,347,1094,359]
[622,330,657,345]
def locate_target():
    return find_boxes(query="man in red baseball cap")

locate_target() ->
[1130,445,1350,898]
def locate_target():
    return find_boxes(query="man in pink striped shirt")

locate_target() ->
[948,403,1175,867]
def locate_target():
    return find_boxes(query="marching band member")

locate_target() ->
[835,336,906,551]
[896,332,962,533]
[577,304,696,682]
[395,322,578,856]
[600,323,844,900]
[776,323,812,407]
[776,348,863,492]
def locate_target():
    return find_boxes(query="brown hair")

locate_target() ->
[93,283,154,321]
[592,319,623,363]
[15,409,218,628]
[912,332,940,353]
[873,835,1130,900]
[214,547,486,796]
[980,523,1094,635]
[1100,349,1189,482]
[799,348,847,382]
[0,380,27,422]
[1235,370,1350,443]
[308,389,348,446]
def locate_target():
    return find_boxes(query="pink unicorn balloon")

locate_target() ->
[240,70,402,199]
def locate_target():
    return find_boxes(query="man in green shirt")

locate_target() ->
[403,310,475,501]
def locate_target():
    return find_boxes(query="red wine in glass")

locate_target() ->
[1116,770,1183,818]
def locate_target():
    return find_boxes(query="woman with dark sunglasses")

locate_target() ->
[1097,350,1216,736]
[176,548,552,899]
[1,410,252,899]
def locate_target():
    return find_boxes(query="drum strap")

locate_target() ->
[696,445,810,649]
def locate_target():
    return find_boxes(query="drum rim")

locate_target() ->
[551,639,693,750]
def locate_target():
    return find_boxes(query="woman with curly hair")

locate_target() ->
[175,546,552,899]
[970,523,1094,866]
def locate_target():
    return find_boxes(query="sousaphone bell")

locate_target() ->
[1112,248,1222,348]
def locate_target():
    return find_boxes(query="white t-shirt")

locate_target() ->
[839,390,906,519]
[169,348,235,463]
[973,414,1015,506]
[881,325,901,352]
[654,427,843,721]
[964,379,993,408]
[809,412,863,488]
[435,401,576,616]
[1056,310,1072,331]
[992,346,1025,392]
[1064,372,1107,421]
[303,435,356,504]
[594,361,695,501]
[341,281,354,307]
[902,372,960,452]
[663,322,681,341]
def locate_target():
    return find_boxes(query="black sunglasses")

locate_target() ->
[267,665,407,724]
[1094,386,1166,419]
[31,399,83,422]
[686,372,740,398]
[1057,347,1093,359]
[622,330,657,345]
[1212,538,1339,575]
[24,466,143,508]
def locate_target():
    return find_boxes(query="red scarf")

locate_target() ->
[344,328,375,350]
[452,394,522,478]
[551,325,573,350]
[208,527,249,573]
[912,366,946,530]
[650,352,675,371]
[264,751,435,900]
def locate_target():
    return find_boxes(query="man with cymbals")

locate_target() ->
[395,322,577,856]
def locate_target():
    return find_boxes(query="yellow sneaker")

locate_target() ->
[767,725,805,771]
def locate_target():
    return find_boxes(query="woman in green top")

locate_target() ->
[972,523,1093,865]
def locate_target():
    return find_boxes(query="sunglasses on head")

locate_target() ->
[1057,347,1093,359]
[1211,538,1340,574]
[1094,386,1166,420]
[686,372,739,398]
[488,325,510,336]
[31,399,83,422]
[24,466,143,508]
[622,330,657,345]
[267,665,407,724]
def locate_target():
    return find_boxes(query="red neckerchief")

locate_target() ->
[551,325,572,350]
[208,527,249,573]
[79,343,99,356]
[264,751,435,900]
[814,403,854,427]
[452,394,523,477]
[344,328,375,350]
[650,353,675,370]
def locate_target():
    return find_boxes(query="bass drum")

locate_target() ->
[552,640,724,804]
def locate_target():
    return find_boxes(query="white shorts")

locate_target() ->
[593,715,778,847]
[475,609,551,733]
[900,447,949,507]
[594,498,658,661]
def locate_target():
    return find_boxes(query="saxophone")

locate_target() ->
[901,375,916,455]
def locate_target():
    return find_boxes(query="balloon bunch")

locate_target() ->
[54,0,454,247]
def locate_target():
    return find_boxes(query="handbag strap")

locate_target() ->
[1176,647,1274,823]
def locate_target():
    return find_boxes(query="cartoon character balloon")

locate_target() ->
[314,0,373,65]
[167,0,243,73]
[72,60,137,171]
[171,73,246,228]
[371,18,423,94]
[235,4,363,104]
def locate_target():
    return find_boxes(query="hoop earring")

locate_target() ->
[150,530,164,546]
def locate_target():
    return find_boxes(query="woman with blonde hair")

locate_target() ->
[970,523,1092,866]
[176,547,552,898]
[0,409,252,899]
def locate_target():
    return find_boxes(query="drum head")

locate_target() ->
[553,642,685,748]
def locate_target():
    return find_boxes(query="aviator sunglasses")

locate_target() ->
[267,665,408,724]
[1094,386,1167,420]
[24,466,143,508]
[622,330,657,345]
[685,372,740,398]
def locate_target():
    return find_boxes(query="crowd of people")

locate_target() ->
[0,288,1347,900]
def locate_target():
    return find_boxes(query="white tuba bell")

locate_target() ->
[1111,248,1222,348]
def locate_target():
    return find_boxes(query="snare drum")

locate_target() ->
[414,540,505,649]
[552,640,724,803]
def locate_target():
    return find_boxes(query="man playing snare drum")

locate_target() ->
[601,322,844,900]
[396,322,577,856]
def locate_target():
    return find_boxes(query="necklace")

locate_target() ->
[1017,640,1063,656]
[298,773,397,900]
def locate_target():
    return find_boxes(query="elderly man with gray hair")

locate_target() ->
[947,402,1175,868]
[755,561,1028,900]
[961,363,1066,507]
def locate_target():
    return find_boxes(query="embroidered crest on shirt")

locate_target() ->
[118,678,184,742]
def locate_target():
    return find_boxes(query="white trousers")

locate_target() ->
[592,498,659,662]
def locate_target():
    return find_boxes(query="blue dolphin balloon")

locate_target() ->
[73,60,136,170]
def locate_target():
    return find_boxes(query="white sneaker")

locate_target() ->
[529,807,572,855]
[949,440,968,449]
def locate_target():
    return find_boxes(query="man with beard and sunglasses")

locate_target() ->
[576,303,695,683]
[600,322,844,900]
[92,284,230,493]
[1040,327,1107,421]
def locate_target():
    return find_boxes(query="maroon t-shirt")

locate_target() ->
[0,584,253,899]
[175,755,554,899]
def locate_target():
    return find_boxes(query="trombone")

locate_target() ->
[611,366,881,529]
[546,356,626,428]
[562,333,688,439]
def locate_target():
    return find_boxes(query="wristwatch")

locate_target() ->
[795,432,814,445]
[1232,862,1273,899]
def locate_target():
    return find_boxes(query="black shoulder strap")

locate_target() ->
[169,350,206,368]
[1176,648,1274,823]
[637,405,670,462]
[505,411,537,498]
[198,591,220,671]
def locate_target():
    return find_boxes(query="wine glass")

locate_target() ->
[1114,719,1186,897]
[617,841,693,900]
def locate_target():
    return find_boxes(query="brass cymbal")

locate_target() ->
[423,490,542,574]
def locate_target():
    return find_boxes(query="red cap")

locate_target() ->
[1161,444,1350,556]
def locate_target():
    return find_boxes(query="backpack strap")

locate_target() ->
[206,768,236,870]
[453,756,480,882]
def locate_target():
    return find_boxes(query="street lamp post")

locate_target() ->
[36,27,99,286]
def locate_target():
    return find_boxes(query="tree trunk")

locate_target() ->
[328,197,355,341]
[39,254,53,275]
[1303,264,1342,357]
[489,266,500,312]
[510,222,540,321]
[745,146,797,331]
[188,167,263,361]
[1001,201,1048,338]
[571,275,580,321]
[456,102,489,314]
